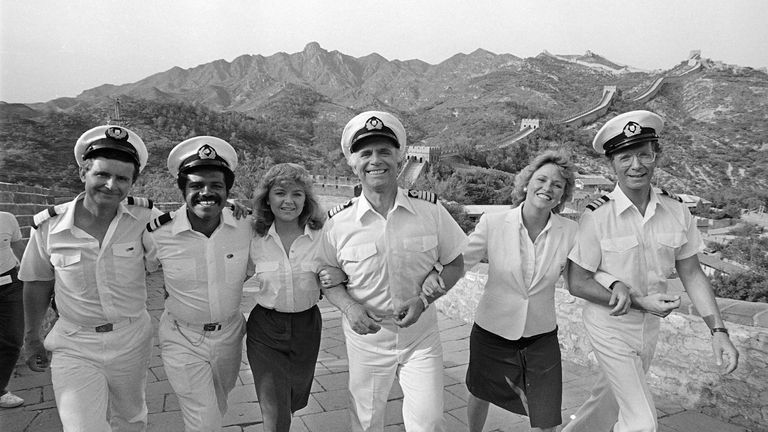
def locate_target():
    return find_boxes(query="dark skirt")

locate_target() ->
[246,304,321,431]
[466,323,562,428]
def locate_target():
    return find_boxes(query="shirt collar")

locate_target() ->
[171,204,234,235]
[354,188,415,222]
[265,222,316,241]
[50,192,133,234]
[513,204,554,235]
[609,185,661,217]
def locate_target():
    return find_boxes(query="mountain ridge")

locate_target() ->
[2,42,767,206]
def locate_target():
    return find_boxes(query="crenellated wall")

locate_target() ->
[437,265,768,431]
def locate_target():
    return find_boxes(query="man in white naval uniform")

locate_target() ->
[318,111,468,432]
[564,110,739,432]
[21,125,158,431]
[144,136,252,432]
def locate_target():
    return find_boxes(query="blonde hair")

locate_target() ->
[511,151,576,214]
[251,163,325,236]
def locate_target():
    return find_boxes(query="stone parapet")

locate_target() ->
[0,182,58,239]
[437,265,768,431]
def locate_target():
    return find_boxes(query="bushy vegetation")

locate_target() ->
[707,228,768,303]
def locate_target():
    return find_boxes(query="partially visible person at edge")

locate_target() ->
[563,110,739,432]
[20,125,159,431]
[246,163,346,432]
[440,151,578,432]
[317,111,468,432]
[0,211,27,408]
[143,136,252,432]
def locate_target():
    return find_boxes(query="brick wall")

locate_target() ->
[0,182,58,240]
[437,265,768,431]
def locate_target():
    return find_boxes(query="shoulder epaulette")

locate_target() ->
[327,200,354,219]
[31,204,66,229]
[660,188,683,203]
[146,212,174,232]
[125,196,154,208]
[585,195,610,211]
[407,189,438,204]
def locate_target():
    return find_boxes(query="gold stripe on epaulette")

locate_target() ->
[328,200,354,218]
[146,212,173,233]
[408,189,438,204]
[125,196,154,208]
[585,195,610,211]
[31,204,65,229]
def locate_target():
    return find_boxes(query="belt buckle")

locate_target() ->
[203,323,221,332]
[95,323,113,333]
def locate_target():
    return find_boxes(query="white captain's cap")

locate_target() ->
[167,136,238,177]
[74,125,148,171]
[340,111,407,160]
[593,110,664,155]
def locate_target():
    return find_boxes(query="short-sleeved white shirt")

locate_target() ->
[318,188,468,317]
[0,211,22,273]
[248,223,323,313]
[143,205,253,324]
[568,185,702,296]
[19,193,159,325]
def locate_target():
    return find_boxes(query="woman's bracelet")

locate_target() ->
[710,327,729,336]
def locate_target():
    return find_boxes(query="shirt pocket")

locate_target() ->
[402,235,439,253]
[51,251,84,290]
[112,241,140,258]
[339,243,377,283]
[224,250,249,283]
[656,232,687,275]
[252,261,280,290]
[600,235,639,273]
[163,258,196,282]
[111,241,144,285]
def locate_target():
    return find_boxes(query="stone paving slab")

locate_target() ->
[0,271,757,431]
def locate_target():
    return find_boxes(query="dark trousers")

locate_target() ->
[0,268,23,394]
[246,304,321,432]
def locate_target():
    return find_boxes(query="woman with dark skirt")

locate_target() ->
[246,163,344,432]
[461,151,578,432]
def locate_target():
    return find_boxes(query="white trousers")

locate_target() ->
[563,304,660,432]
[158,311,246,432]
[344,307,444,432]
[45,311,153,432]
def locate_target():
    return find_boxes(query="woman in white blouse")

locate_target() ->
[463,151,578,432]
[246,163,344,432]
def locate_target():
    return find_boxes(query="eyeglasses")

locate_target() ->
[614,152,656,167]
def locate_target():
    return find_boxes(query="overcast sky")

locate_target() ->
[2,0,766,103]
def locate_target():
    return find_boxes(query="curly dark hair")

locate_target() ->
[251,163,325,236]
[510,150,576,214]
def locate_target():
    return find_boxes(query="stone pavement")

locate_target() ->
[0,271,754,432]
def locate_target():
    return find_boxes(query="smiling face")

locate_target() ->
[524,163,567,212]
[610,142,656,194]
[349,137,400,193]
[183,169,229,222]
[268,181,306,225]
[80,157,136,208]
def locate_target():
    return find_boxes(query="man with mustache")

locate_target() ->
[20,125,158,431]
[564,110,739,432]
[143,136,252,431]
